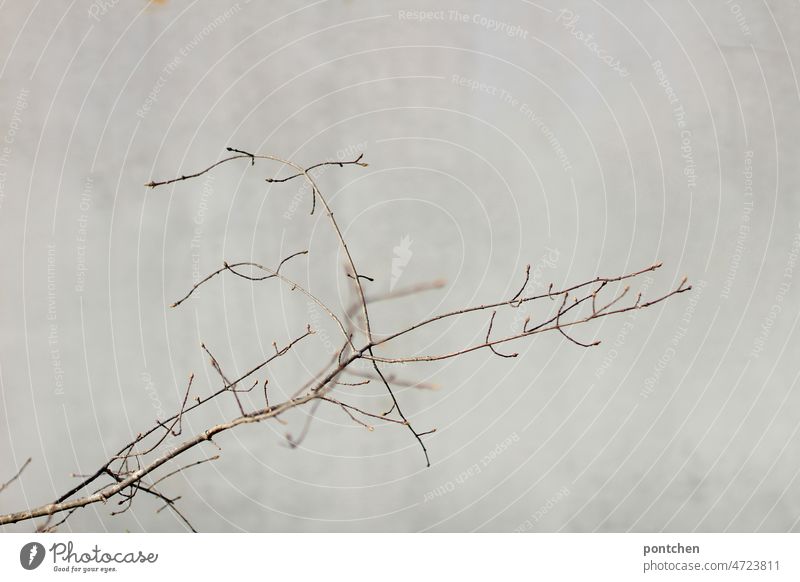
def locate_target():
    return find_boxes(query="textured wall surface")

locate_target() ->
[1,0,799,532]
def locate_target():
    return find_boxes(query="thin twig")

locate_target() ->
[201,343,246,415]
[170,250,306,307]
[264,153,367,183]
[151,455,220,488]
[0,457,31,494]
[510,264,531,306]
[486,311,519,358]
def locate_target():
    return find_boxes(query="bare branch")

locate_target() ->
[365,277,691,364]
[369,263,667,350]
[0,148,690,532]
[0,457,31,495]
[151,455,220,488]
[335,379,371,387]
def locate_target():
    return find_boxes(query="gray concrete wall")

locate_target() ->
[1,0,799,532]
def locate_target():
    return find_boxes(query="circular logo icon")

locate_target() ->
[19,542,46,570]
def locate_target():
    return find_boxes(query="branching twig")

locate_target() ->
[264,153,368,183]
[0,150,689,531]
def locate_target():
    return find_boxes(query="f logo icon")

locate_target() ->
[19,542,45,570]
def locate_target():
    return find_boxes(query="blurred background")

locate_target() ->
[1,0,799,532]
